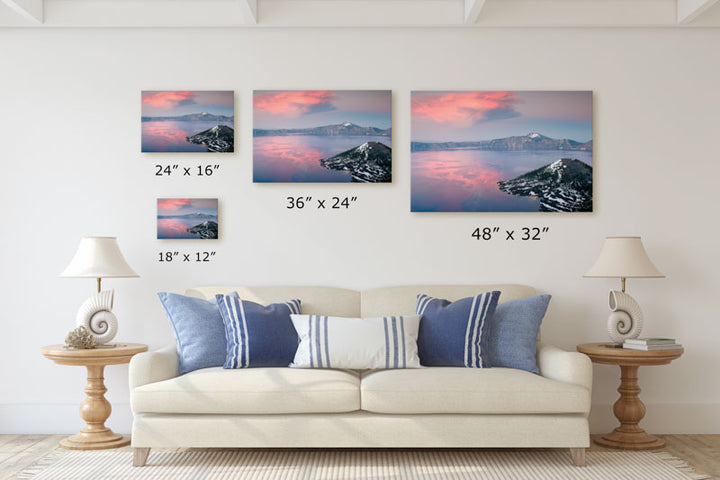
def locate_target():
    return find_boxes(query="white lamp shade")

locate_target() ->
[60,236,139,278]
[584,236,664,278]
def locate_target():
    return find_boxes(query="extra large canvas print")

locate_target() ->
[253,90,392,183]
[157,199,218,240]
[142,91,234,152]
[411,91,593,212]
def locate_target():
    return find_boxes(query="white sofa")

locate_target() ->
[129,285,592,467]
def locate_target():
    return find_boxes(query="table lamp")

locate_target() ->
[583,236,664,344]
[60,236,139,345]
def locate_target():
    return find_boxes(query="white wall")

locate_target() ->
[1,27,718,435]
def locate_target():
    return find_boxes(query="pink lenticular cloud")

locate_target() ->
[142,91,196,109]
[412,91,520,126]
[254,91,336,117]
[157,198,193,211]
[157,198,218,216]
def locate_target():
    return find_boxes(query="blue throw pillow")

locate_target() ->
[216,295,301,368]
[157,292,228,375]
[416,291,500,367]
[486,295,551,374]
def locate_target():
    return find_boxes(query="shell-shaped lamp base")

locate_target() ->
[76,290,118,344]
[606,290,644,344]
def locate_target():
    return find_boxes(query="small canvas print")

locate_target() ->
[411,91,593,212]
[253,90,392,183]
[142,91,234,152]
[157,199,218,240]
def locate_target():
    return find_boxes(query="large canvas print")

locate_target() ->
[411,91,593,212]
[157,198,218,239]
[142,91,234,152]
[253,90,392,183]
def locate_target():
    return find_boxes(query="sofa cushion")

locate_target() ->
[360,367,590,414]
[132,367,360,414]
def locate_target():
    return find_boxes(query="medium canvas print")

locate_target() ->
[253,90,392,182]
[142,91,234,152]
[411,91,593,212]
[157,198,218,240]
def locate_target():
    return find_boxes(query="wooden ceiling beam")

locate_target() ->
[677,0,720,23]
[1,0,43,24]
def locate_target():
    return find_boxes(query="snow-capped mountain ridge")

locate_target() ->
[320,141,392,183]
[412,132,592,153]
[141,112,234,122]
[186,125,234,152]
[498,158,592,212]
[254,123,391,137]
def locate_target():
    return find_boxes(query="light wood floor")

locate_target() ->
[1,434,718,479]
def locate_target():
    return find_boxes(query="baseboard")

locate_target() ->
[0,403,133,434]
[2,403,719,435]
[589,403,720,434]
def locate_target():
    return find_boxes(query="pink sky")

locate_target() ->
[142,91,234,117]
[142,91,196,109]
[412,91,520,126]
[157,198,217,216]
[254,91,335,117]
[253,90,392,130]
[411,90,592,142]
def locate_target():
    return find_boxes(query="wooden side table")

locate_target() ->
[41,343,148,450]
[577,342,683,450]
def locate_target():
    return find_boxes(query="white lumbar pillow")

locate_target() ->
[290,314,421,369]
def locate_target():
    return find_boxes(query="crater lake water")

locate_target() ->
[142,120,234,152]
[157,217,218,239]
[254,135,392,182]
[411,149,593,212]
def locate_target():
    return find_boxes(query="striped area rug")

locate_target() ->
[13,449,710,480]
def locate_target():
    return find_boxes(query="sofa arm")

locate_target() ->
[129,345,179,390]
[536,343,593,392]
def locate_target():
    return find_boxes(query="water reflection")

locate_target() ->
[157,217,217,239]
[254,135,390,183]
[142,121,233,152]
[411,149,592,212]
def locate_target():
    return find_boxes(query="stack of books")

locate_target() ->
[623,338,682,350]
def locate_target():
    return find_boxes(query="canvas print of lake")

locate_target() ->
[157,198,218,240]
[411,91,593,212]
[253,90,392,183]
[142,91,234,153]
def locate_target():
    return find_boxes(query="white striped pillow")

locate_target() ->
[290,314,421,369]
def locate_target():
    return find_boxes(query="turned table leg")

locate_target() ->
[594,365,665,450]
[60,364,130,450]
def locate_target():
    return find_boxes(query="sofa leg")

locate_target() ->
[133,447,150,467]
[569,448,586,466]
